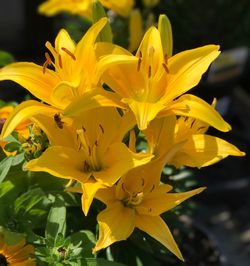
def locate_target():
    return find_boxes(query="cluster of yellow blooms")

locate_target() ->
[0,14,245,260]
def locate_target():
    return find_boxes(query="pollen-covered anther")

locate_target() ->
[162,63,169,73]
[150,184,155,192]
[61,47,76,60]
[58,54,63,68]
[137,51,142,71]
[99,124,104,134]
[148,65,152,78]
[43,52,52,74]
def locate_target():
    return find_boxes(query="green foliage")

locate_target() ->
[0,50,14,67]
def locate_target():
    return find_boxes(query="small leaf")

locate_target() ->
[45,195,66,242]
[158,14,173,57]
[70,230,96,258]
[83,258,126,266]
[92,1,113,42]
[0,156,13,183]
[0,50,14,67]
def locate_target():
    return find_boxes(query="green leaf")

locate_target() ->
[4,142,21,153]
[45,195,66,242]
[0,50,14,67]
[14,188,45,214]
[0,156,13,183]
[70,230,96,258]
[83,258,126,266]
[92,0,113,42]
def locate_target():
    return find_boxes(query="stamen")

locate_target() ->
[61,47,76,60]
[150,185,155,192]
[184,117,189,122]
[197,126,206,131]
[83,160,91,172]
[162,63,169,73]
[148,65,152,78]
[94,140,98,146]
[141,178,145,187]
[42,52,52,74]
[149,207,152,212]
[58,54,63,68]
[190,120,195,128]
[82,126,86,132]
[99,124,104,134]
[164,54,168,64]
[137,51,142,72]
[88,146,91,156]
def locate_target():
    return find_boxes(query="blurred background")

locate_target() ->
[0,1,250,265]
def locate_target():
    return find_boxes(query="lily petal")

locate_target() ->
[0,63,60,105]
[170,134,245,168]
[137,187,205,216]
[165,45,220,101]
[135,215,183,261]
[25,146,90,183]
[93,202,135,252]
[1,100,56,139]
[31,114,75,148]
[64,88,125,117]
[81,179,106,216]
[123,98,165,130]
[94,142,153,186]
[95,186,117,205]
[161,94,231,132]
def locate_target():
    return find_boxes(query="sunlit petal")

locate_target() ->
[135,215,183,261]
[93,202,135,252]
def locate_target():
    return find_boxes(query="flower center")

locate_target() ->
[42,42,76,75]
[77,124,104,172]
[136,48,169,102]
[122,179,145,207]
[0,254,8,266]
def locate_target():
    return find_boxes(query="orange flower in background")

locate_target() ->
[0,232,35,266]
[0,105,30,138]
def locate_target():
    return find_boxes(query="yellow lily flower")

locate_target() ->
[25,108,152,215]
[0,18,136,110]
[93,166,205,260]
[100,26,230,131]
[144,114,245,169]
[0,233,35,266]
[38,0,134,18]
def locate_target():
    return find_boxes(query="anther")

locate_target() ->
[184,117,189,122]
[190,120,195,128]
[82,126,86,132]
[162,63,169,73]
[61,47,76,60]
[164,54,168,64]
[148,65,152,78]
[137,51,142,72]
[149,207,152,212]
[94,140,98,146]
[99,124,104,134]
[150,185,155,192]
[197,126,206,131]
[88,146,91,156]
[141,178,145,187]
[58,54,63,68]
